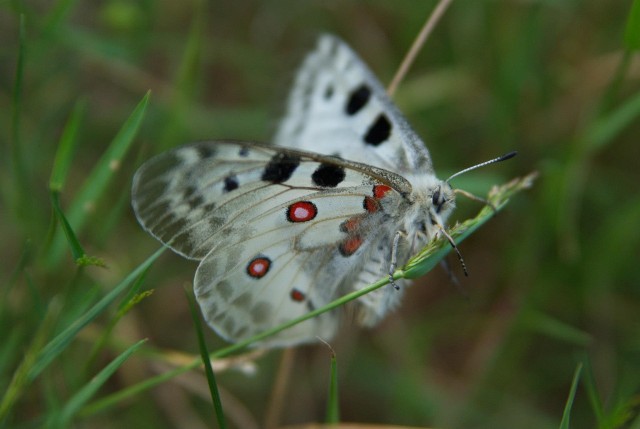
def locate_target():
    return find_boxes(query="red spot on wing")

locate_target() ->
[287,201,318,223]
[373,184,392,199]
[247,257,271,278]
[364,184,393,213]
[339,235,363,256]
[340,216,362,233]
[363,196,379,213]
[290,289,306,302]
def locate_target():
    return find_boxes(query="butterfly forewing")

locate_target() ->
[275,34,435,174]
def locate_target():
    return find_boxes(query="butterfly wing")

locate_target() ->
[275,34,434,174]
[132,141,411,346]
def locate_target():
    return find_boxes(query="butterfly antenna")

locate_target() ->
[446,151,517,183]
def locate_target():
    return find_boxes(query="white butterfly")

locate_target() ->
[132,35,468,347]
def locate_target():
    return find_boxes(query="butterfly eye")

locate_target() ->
[431,189,441,206]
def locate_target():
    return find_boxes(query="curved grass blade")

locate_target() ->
[47,91,151,266]
[51,339,147,428]
[624,0,640,50]
[185,287,227,429]
[28,246,164,381]
[559,363,583,429]
[82,174,535,415]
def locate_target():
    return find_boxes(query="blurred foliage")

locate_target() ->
[1,1,639,428]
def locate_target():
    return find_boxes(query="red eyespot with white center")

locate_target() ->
[287,201,318,223]
[246,256,271,278]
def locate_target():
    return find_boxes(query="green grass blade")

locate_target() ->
[185,287,227,429]
[210,173,538,352]
[581,358,604,426]
[53,339,147,428]
[4,240,32,303]
[47,91,151,265]
[0,301,57,423]
[49,100,85,192]
[403,172,537,279]
[521,311,592,347]
[42,0,80,37]
[44,100,86,260]
[83,269,153,375]
[11,14,25,151]
[82,360,199,417]
[558,363,583,429]
[583,91,640,153]
[28,246,164,381]
[9,14,31,221]
[325,347,339,424]
[50,192,93,265]
[625,0,640,50]
[80,174,535,414]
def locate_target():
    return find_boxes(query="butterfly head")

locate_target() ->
[431,181,455,216]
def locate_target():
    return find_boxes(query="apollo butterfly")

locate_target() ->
[132,35,513,347]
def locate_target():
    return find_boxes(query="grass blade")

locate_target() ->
[185,287,227,429]
[53,339,147,428]
[625,0,640,50]
[28,246,164,381]
[49,100,85,192]
[583,91,640,153]
[0,302,57,423]
[47,91,151,265]
[82,269,153,375]
[581,358,604,426]
[324,345,339,424]
[9,14,32,222]
[403,172,537,279]
[50,191,99,266]
[558,363,583,429]
[81,174,535,414]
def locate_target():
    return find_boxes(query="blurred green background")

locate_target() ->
[2,1,639,428]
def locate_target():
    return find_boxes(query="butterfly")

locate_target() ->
[132,35,497,347]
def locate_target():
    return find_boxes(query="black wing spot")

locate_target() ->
[364,113,392,146]
[262,153,300,183]
[345,84,371,115]
[238,146,250,157]
[195,144,216,159]
[223,175,239,192]
[312,163,345,188]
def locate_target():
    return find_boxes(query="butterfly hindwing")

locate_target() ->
[132,141,412,345]
[275,34,434,174]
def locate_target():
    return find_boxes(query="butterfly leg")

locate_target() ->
[454,188,497,213]
[388,231,404,290]
[432,220,469,277]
